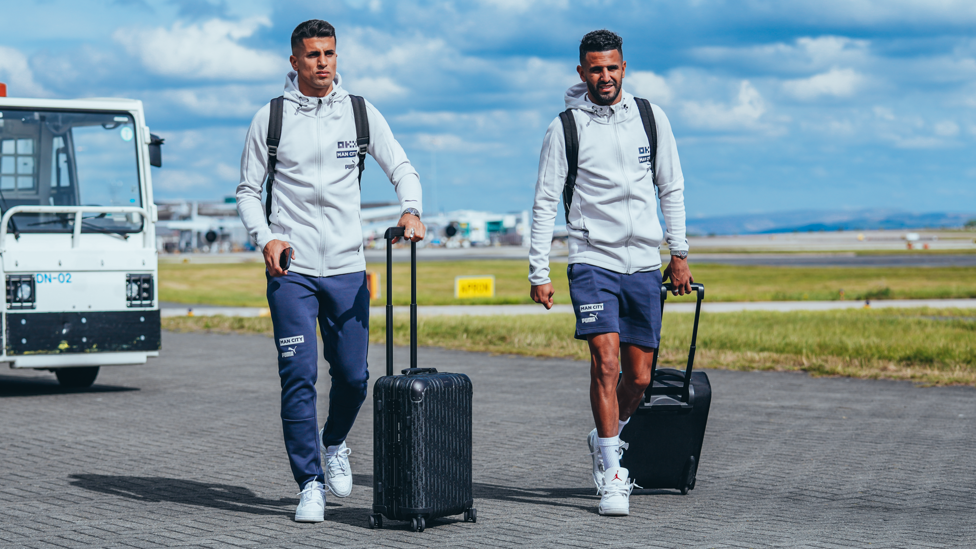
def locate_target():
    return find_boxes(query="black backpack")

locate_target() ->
[264,94,370,223]
[558,97,657,219]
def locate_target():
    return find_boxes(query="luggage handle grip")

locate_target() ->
[401,368,438,376]
[385,226,418,377]
[646,282,705,405]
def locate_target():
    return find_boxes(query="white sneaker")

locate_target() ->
[587,428,605,490]
[588,429,631,492]
[598,467,636,516]
[320,430,353,498]
[295,480,325,522]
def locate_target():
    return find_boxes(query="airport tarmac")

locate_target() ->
[0,331,972,547]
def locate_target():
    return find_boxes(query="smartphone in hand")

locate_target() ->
[280,248,292,271]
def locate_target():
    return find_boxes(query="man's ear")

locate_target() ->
[577,64,585,81]
[289,54,298,71]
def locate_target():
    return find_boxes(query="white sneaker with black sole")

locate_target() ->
[598,466,636,516]
[295,480,326,522]
[320,428,353,498]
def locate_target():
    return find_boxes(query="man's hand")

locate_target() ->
[531,283,554,310]
[264,239,293,277]
[663,256,694,296]
[394,213,425,244]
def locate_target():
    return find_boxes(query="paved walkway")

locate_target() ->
[161,298,976,318]
[0,331,974,547]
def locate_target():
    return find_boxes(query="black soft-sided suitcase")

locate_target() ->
[369,227,476,532]
[620,282,710,494]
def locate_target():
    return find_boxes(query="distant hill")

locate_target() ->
[684,209,976,236]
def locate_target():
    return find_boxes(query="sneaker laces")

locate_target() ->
[326,446,352,477]
[599,476,640,498]
[297,481,323,500]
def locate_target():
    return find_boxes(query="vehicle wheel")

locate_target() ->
[55,367,100,388]
[410,518,420,532]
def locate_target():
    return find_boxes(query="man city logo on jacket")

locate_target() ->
[337,141,358,158]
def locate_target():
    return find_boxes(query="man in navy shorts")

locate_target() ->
[528,29,694,516]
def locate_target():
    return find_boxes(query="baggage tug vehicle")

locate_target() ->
[0,84,163,387]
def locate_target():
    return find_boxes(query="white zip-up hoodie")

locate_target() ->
[528,83,688,286]
[237,72,422,278]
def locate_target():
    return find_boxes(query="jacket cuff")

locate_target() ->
[255,230,286,252]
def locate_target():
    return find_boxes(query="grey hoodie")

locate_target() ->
[528,83,688,286]
[237,72,422,278]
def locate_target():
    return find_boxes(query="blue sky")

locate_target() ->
[2,0,975,220]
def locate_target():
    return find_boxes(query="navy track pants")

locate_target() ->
[267,270,370,488]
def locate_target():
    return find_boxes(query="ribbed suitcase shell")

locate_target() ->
[371,227,475,529]
[620,369,711,490]
[373,371,473,520]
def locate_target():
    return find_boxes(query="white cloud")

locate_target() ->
[934,120,960,137]
[145,84,276,118]
[412,132,503,153]
[344,0,383,12]
[682,81,769,130]
[873,106,895,120]
[627,71,673,106]
[342,76,407,101]
[691,36,871,74]
[782,68,866,100]
[395,109,543,131]
[0,46,49,97]
[113,17,285,81]
[477,0,568,13]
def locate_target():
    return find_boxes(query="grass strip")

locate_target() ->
[162,307,976,386]
[159,260,976,307]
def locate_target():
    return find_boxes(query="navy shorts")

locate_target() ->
[567,263,663,348]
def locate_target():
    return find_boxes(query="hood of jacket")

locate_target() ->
[564,81,637,123]
[283,71,349,113]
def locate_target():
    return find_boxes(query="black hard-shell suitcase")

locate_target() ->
[620,282,711,494]
[369,227,476,532]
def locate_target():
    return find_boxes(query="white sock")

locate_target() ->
[617,417,630,436]
[597,436,621,470]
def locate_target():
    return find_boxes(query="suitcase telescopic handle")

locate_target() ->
[384,227,418,377]
[647,282,705,404]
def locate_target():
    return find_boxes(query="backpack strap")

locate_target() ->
[558,109,579,220]
[264,96,284,225]
[349,95,370,188]
[634,98,658,182]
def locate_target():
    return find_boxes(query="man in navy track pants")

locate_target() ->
[236,19,425,523]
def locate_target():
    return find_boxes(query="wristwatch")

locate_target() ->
[670,249,688,260]
[402,207,421,219]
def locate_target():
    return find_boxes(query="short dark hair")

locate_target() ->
[579,29,623,64]
[291,19,336,52]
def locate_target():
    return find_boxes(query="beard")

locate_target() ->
[586,78,621,106]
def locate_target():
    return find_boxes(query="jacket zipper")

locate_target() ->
[611,107,634,272]
[316,99,326,276]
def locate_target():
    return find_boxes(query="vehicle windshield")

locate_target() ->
[0,108,143,234]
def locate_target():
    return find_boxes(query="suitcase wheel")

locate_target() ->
[368,514,383,529]
[410,517,426,532]
[680,485,689,495]
[464,508,477,523]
